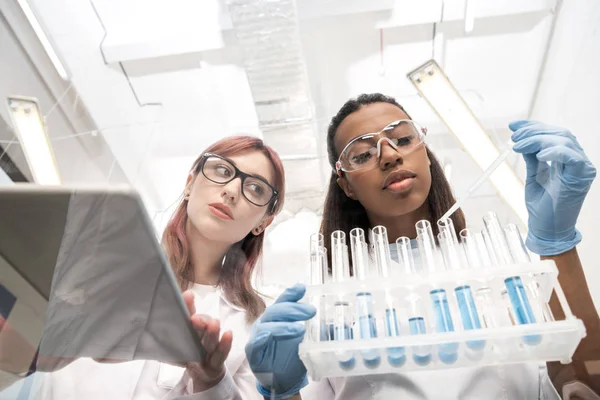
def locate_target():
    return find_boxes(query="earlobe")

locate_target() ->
[337,177,357,200]
[252,216,274,236]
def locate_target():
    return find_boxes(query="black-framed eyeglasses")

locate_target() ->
[197,153,279,209]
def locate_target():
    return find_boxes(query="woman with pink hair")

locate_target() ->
[33,135,286,400]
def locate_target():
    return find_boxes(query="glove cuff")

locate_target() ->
[256,376,309,400]
[526,229,582,256]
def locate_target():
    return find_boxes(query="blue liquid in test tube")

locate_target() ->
[333,301,356,370]
[356,292,380,368]
[408,316,431,366]
[505,277,541,345]
[455,285,486,351]
[430,289,458,364]
[385,308,406,367]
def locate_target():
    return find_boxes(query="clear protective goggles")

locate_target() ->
[335,119,427,174]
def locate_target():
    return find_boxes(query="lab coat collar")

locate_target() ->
[218,288,246,312]
[188,282,245,313]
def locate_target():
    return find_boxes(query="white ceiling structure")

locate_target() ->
[2,0,600,306]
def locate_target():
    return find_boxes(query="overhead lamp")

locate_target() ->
[16,0,69,80]
[407,59,527,224]
[6,97,62,185]
[464,0,475,34]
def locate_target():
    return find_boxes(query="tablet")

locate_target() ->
[0,185,204,364]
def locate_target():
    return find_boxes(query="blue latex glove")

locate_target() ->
[510,120,596,256]
[245,284,316,399]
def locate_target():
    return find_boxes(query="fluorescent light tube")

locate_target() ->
[464,0,474,34]
[407,59,527,224]
[7,96,62,185]
[16,0,69,80]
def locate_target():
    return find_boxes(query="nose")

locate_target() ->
[221,178,242,203]
[378,138,403,170]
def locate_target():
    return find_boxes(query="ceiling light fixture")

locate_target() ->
[16,0,69,80]
[407,59,526,223]
[7,96,62,185]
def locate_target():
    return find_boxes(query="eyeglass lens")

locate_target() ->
[341,121,424,171]
[202,157,274,206]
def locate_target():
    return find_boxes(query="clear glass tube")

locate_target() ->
[309,233,327,286]
[356,292,381,367]
[333,301,356,370]
[460,228,482,268]
[504,277,541,345]
[416,219,441,273]
[455,285,485,351]
[476,287,501,329]
[438,230,467,271]
[331,230,350,282]
[308,233,328,342]
[383,296,406,367]
[407,295,431,366]
[483,212,514,265]
[527,281,555,323]
[504,224,531,264]
[372,225,392,278]
[481,228,500,266]
[350,228,370,280]
[395,236,416,275]
[437,217,459,244]
[430,289,458,364]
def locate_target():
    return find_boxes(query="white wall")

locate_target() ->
[530,0,600,310]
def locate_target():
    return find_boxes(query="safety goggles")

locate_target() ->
[335,119,427,174]
[197,153,278,208]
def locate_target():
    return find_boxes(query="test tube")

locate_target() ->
[309,233,327,286]
[350,228,370,280]
[437,217,459,244]
[309,233,328,342]
[416,220,441,273]
[430,289,458,364]
[475,288,501,329]
[370,226,405,367]
[333,301,356,370]
[504,224,530,264]
[460,229,484,268]
[330,231,359,365]
[407,296,432,366]
[505,277,541,345]
[527,282,555,323]
[481,228,500,266]
[482,212,513,265]
[455,285,485,351]
[395,236,416,275]
[438,231,483,351]
[331,231,351,282]
[483,214,539,341]
[372,225,392,278]
[356,291,380,367]
[437,230,467,271]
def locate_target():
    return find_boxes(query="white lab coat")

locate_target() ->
[26,284,263,400]
[301,363,560,399]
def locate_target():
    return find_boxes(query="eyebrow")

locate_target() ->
[226,157,272,185]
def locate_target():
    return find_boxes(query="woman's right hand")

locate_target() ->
[245,284,316,399]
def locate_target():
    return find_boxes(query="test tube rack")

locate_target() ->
[299,216,586,380]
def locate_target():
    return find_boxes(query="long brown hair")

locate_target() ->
[162,136,285,322]
[320,93,465,271]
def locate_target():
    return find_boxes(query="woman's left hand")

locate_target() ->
[182,290,233,392]
[510,120,596,256]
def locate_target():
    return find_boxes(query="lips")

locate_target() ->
[382,170,417,190]
[208,203,233,219]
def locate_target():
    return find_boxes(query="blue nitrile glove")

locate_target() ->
[245,284,316,399]
[510,120,596,256]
